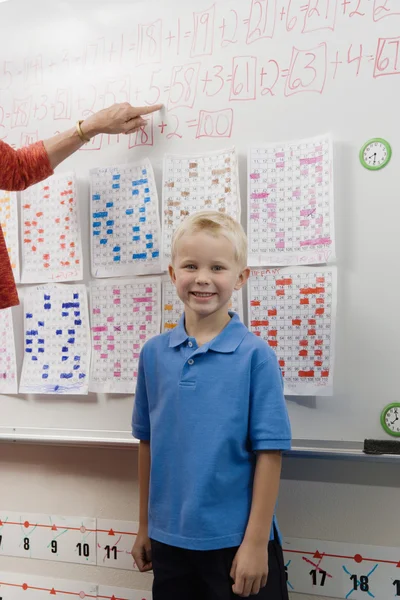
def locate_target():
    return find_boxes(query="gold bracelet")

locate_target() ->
[76,120,91,143]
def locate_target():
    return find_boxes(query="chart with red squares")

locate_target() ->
[248,267,336,395]
[20,172,83,283]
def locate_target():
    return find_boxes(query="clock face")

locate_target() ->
[360,139,391,170]
[384,406,400,434]
[381,404,400,436]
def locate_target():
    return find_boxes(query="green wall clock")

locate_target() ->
[380,403,400,437]
[360,138,392,170]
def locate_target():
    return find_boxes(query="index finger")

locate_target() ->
[232,575,245,596]
[135,103,163,116]
[133,556,145,571]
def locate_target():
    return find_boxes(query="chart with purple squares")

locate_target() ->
[0,308,18,394]
[247,135,335,267]
[89,277,161,393]
[161,277,243,333]
[90,159,161,278]
[19,284,90,395]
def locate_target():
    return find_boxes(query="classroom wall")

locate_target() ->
[1,443,398,600]
[1,0,400,596]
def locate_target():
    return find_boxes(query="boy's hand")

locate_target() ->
[131,530,153,572]
[230,541,268,597]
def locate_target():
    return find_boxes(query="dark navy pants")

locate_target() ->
[150,537,289,600]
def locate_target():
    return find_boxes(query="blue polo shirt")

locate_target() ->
[132,312,291,551]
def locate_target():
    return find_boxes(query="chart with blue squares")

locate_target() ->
[19,284,91,395]
[90,159,162,278]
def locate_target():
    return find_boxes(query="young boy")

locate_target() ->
[131,211,291,599]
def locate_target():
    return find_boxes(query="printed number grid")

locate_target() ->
[90,160,161,277]
[162,278,243,331]
[0,190,19,282]
[0,308,18,394]
[19,284,90,394]
[248,267,336,395]
[20,173,83,283]
[89,278,161,393]
[162,148,240,265]
[248,136,334,266]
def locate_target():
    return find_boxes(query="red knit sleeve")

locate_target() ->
[0,139,54,308]
[0,225,19,309]
[0,139,54,191]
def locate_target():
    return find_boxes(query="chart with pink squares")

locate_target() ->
[161,277,243,332]
[248,266,337,396]
[89,277,161,393]
[0,308,17,394]
[247,135,335,267]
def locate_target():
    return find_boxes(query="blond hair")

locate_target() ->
[171,210,247,268]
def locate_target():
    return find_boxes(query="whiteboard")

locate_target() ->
[1,0,399,452]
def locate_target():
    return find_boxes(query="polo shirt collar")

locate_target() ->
[169,314,189,348]
[169,312,248,353]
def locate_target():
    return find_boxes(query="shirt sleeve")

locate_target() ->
[0,140,53,191]
[132,347,151,441]
[249,354,292,451]
[0,224,19,309]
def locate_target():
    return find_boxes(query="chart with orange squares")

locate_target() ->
[162,277,243,332]
[20,172,83,283]
[248,267,336,395]
[0,190,19,282]
[162,148,241,268]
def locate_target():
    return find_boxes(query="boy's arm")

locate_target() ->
[230,451,282,597]
[243,450,282,546]
[231,353,291,597]
[138,440,151,532]
[131,440,153,572]
[131,348,152,572]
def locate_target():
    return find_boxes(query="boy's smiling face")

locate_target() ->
[169,230,249,323]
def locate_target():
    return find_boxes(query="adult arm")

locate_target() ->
[0,140,53,191]
[43,102,162,170]
[0,103,162,191]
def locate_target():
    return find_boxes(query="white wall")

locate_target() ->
[1,443,399,600]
